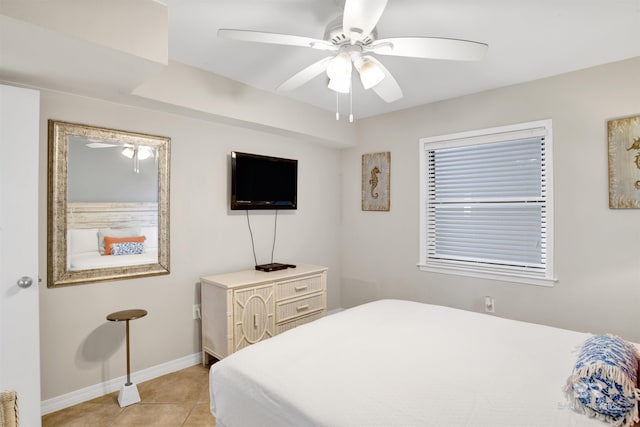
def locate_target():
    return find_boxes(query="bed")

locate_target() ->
[65,201,160,271]
[209,299,639,427]
[67,226,158,270]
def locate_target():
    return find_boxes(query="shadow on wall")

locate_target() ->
[340,277,379,308]
[75,322,124,388]
[341,276,421,308]
[193,281,202,351]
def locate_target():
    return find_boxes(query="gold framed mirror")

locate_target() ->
[48,120,170,287]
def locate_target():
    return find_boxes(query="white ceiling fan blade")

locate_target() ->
[366,37,488,61]
[342,0,388,44]
[218,29,337,51]
[365,56,403,103]
[85,142,118,148]
[277,56,334,92]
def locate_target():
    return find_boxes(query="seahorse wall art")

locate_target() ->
[369,166,380,199]
[608,115,640,208]
[627,137,640,189]
[362,152,390,211]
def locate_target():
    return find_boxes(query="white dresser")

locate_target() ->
[200,264,327,364]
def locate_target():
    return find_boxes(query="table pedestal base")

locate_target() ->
[118,383,141,407]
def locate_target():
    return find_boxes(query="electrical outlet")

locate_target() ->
[193,304,201,319]
[484,296,495,313]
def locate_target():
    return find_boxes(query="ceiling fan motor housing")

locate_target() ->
[324,16,377,46]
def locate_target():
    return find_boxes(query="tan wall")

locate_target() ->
[340,57,640,342]
[38,91,342,399]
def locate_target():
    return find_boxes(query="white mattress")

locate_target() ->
[68,249,158,270]
[210,299,639,427]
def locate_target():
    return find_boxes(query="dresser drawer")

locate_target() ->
[275,275,324,301]
[276,293,324,323]
[275,310,325,334]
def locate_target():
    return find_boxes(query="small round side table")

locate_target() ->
[107,309,147,407]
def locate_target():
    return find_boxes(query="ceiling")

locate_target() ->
[163,0,640,119]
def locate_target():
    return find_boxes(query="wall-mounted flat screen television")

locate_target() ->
[230,151,298,210]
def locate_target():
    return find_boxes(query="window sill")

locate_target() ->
[417,263,557,287]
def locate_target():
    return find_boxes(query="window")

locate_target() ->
[418,120,555,286]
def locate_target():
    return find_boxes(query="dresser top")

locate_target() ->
[200,264,327,289]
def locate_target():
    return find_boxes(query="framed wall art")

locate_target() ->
[362,152,390,211]
[608,115,640,209]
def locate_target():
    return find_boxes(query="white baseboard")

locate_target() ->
[41,352,202,415]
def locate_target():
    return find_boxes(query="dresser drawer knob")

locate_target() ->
[296,304,309,312]
[294,285,308,292]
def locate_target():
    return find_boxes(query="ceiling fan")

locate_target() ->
[85,141,155,173]
[218,0,488,109]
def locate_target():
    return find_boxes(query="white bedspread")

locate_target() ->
[210,299,639,427]
[68,249,158,270]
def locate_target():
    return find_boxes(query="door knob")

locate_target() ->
[17,276,33,288]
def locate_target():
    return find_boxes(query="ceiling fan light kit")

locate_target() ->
[121,146,135,159]
[121,146,153,161]
[217,0,488,121]
[354,56,385,89]
[121,145,155,173]
[326,53,352,82]
[328,76,351,94]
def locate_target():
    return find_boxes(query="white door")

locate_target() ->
[0,84,42,426]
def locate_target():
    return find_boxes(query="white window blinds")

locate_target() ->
[419,121,555,285]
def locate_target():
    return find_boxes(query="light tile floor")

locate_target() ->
[42,364,215,426]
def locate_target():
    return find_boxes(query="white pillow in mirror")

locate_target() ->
[68,228,100,255]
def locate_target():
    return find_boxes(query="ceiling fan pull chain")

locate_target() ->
[349,86,354,123]
[335,91,340,120]
[133,147,139,174]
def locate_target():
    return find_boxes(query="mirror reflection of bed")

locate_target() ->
[66,202,159,271]
[66,134,159,272]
